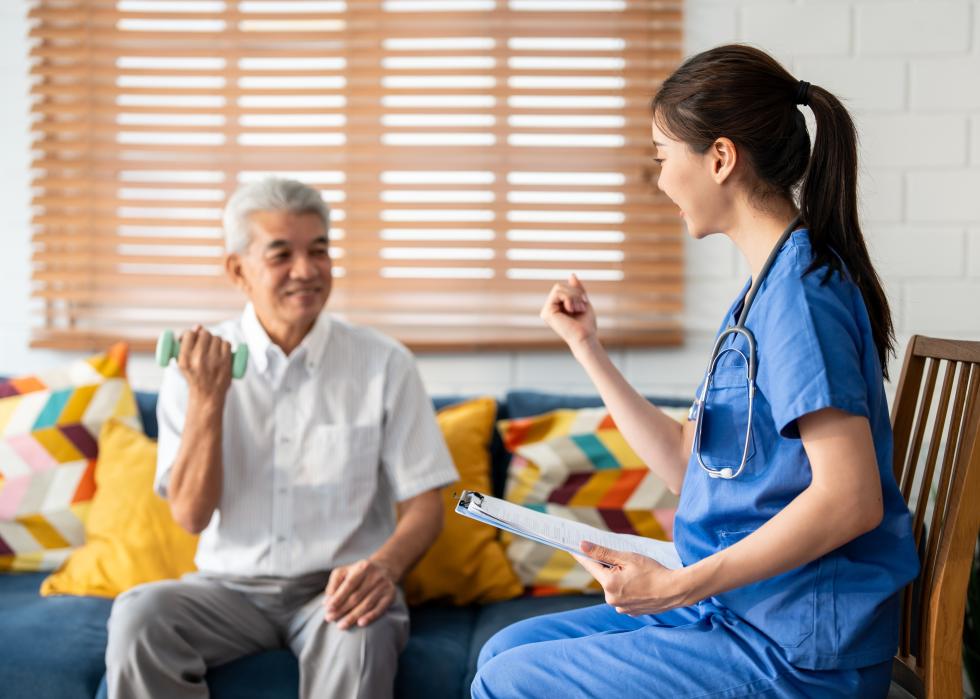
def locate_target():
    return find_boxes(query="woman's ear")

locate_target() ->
[225,253,249,292]
[709,137,738,185]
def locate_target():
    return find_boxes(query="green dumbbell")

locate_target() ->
[155,330,249,379]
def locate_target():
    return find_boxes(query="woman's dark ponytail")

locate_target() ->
[652,45,896,377]
[801,86,896,377]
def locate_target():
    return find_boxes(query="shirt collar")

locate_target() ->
[241,303,332,376]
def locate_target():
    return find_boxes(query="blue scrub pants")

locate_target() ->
[471,602,891,699]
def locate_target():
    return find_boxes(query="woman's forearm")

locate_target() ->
[571,337,690,493]
[677,480,882,605]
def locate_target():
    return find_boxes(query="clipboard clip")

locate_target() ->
[457,490,485,507]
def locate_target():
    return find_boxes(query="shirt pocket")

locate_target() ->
[303,423,381,490]
[697,365,757,473]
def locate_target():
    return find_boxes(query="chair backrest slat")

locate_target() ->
[901,358,939,502]
[890,335,980,699]
[921,361,969,655]
[912,360,953,545]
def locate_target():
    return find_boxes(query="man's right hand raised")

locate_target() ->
[178,325,233,400]
[167,325,231,534]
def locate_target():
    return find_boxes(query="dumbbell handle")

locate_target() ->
[155,330,249,379]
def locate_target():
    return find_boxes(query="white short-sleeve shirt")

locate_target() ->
[155,304,458,578]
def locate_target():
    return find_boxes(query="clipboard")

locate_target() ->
[455,490,682,571]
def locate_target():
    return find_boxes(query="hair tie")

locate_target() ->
[795,80,811,106]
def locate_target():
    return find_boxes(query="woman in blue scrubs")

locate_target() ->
[472,45,919,699]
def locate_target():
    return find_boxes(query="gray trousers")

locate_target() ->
[105,571,409,699]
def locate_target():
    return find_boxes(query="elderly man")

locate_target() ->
[105,178,457,699]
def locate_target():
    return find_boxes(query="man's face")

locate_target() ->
[226,210,332,333]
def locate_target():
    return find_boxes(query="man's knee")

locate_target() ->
[107,582,182,659]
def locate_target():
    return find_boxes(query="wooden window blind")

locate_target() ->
[28,0,683,352]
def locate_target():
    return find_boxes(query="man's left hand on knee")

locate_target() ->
[323,558,397,630]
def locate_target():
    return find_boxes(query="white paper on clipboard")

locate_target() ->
[455,490,682,570]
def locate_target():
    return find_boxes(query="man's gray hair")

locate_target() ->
[222,177,331,254]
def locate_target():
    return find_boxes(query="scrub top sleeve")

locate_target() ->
[756,266,871,439]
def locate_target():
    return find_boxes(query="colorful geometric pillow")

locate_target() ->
[40,419,198,598]
[403,397,523,606]
[498,406,685,594]
[0,344,139,572]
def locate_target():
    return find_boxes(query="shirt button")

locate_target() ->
[276,535,286,543]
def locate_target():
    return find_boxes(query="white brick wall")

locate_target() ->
[0,0,978,399]
[741,4,852,58]
[859,114,968,168]
[865,225,966,278]
[907,171,980,222]
[857,2,972,54]
[968,227,980,275]
[971,115,980,163]
[910,58,980,111]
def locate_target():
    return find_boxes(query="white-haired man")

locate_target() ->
[105,178,457,698]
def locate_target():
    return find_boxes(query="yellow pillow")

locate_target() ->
[403,397,523,606]
[40,419,198,598]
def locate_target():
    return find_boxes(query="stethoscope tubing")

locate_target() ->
[691,216,802,480]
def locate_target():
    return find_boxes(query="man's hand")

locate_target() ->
[573,541,690,617]
[324,558,398,630]
[178,325,233,400]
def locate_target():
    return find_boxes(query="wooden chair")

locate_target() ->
[889,336,980,698]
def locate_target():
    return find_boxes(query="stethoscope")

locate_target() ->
[691,216,802,480]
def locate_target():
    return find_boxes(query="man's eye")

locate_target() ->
[311,248,329,257]
[270,253,289,263]
[653,158,665,165]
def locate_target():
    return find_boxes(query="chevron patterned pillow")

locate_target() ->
[0,343,141,572]
[498,406,685,595]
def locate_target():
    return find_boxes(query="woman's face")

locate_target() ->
[651,119,729,239]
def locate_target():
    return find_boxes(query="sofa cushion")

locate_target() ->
[134,390,159,440]
[396,603,479,698]
[0,571,113,699]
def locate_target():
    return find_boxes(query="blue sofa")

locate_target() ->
[0,390,689,699]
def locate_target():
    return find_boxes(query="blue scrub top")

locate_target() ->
[674,229,919,671]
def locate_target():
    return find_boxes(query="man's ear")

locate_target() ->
[709,137,738,185]
[225,253,248,292]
